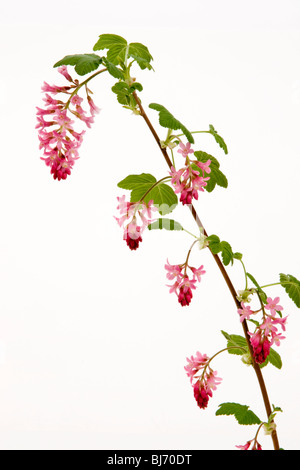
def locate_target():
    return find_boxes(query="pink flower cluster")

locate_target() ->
[170,142,211,205]
[115,195,156,250]
[165,260,205,306]
[236,439,262,450]
[238,297,287,364]
[184,351,222,410]
[36,66,100,181]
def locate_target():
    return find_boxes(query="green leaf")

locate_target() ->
[206,234,221,254]
[193,151,228,192]
[220,241,234,266]
[216,403,261,425]
[280,273,300,308]
[148,218,183,231]
[208,124,228,154]
[268,348,282,370]
[128,42,153,70]
[53,54,103,76]
[111,81,131,105]
[221,330,248,355]
[93,34,153,70]
[102,57,124,79]
[117,173,156,190]
[117,173,178,215]
[133,183,178,216]
[93,34,128,64]
[206,235,234,266]
[149,103,194,144]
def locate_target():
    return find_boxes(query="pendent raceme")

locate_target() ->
[237,297,287,364]
[36,66,100,181]
[170,142,211,205]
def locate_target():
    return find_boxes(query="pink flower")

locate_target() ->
[195,160,211,174]
[87,95,101,115]
[178,284,194,306]
[193,382,211,409]
[237,302,253,322]
[37,67,99,181]
[177,142,194,159]
[265,297,283,316]
[58,65,74,82]
[190,265,206,282]
[248,331,271,364]
[184,351,209,382]
[164,260,182,281]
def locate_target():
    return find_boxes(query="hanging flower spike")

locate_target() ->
[170,142,211,205]
[165,260,205,307]
[37,67,99,181]
[244,295,287,364]
[115,196,157,250]
[185,351,222,410]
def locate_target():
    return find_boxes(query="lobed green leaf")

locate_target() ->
[279,273,300,308]
[117,173,177,216]
[53,54,103,76]
[206,235,234,266]
[208,124,228,154]
[216,402,261,425]
[93,34,153,70]
[149,103,194,144]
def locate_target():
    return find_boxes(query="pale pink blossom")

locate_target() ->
[190,265,206,282]
[237,302,253,322]
[177,142,194,159]
[265,297,283,316]
[58,65,74,82]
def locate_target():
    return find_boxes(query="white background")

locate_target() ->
[0,0,299,450]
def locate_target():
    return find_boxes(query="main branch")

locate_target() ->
[132,91,280,450]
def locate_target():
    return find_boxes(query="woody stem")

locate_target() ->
[132,90,280,450]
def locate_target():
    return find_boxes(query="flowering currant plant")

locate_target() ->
[36,34,300,450]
